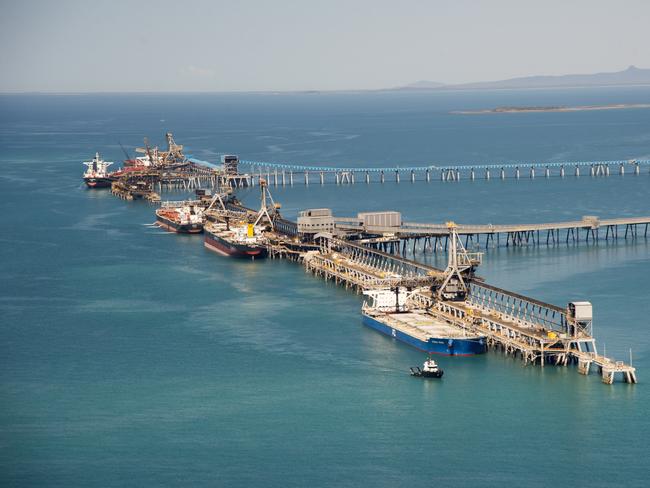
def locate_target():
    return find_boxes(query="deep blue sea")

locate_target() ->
[1,88,649,487]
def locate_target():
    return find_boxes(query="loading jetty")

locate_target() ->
[238,158,650,186]
[217,199,638,384]
[98,134,650,200]
[331,212,650,252]
[105,134,252,201]
[84,144,645,384]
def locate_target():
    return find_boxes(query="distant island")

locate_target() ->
[453,103,650,114]
[395,65,650,91]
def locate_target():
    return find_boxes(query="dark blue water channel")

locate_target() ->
[1,89,649,487]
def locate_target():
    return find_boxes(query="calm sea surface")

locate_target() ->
[1,88,649,487]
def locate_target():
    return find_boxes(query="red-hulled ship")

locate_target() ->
[111,152,160,178]
[204,222,268,259]
[156,203,205,234]
[203,179,278,259]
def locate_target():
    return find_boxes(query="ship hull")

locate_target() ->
[156,215,203,234]
[84,177,113,188]
[204,231,268,259]
[362,313,486,356]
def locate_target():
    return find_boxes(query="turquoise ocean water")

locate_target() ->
[1,88,649,487]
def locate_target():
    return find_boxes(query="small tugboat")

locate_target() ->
[83,152,114,188]
[410,357,444,378]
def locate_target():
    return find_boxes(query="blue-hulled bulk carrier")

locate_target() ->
[362,288,486,356]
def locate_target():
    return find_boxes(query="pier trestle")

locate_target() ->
[427,295,636,383]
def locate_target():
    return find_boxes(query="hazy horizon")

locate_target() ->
[1,0,649,93]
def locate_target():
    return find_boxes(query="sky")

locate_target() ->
[0,0,648,92]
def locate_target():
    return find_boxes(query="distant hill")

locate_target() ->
[397,66,650,91]
[398,80,447,90]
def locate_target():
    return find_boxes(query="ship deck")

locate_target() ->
[205,223,267,247]
[366,310,483,341]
